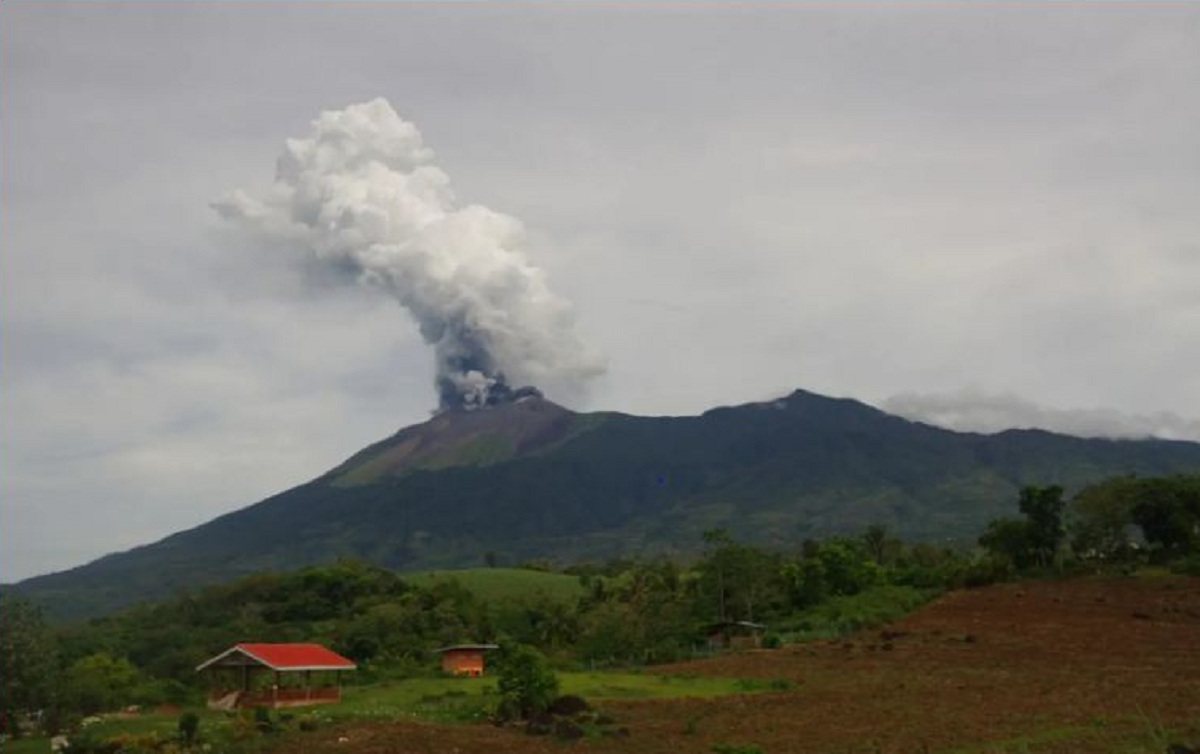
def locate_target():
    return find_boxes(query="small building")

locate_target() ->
[706,620,767,650]
[196,643,356,710]
[433,643,499,677]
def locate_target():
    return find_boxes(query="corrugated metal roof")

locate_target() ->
[432,643,500,654]
[196,642,357,672]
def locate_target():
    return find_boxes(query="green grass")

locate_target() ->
[402,567,585,604]
[3,708,227,754]
[4,668,764,752]
[5,737,58,754]
[336,669,761,721]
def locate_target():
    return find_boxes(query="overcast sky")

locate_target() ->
[3,2,1199,582]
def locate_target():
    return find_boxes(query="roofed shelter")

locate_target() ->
[706,620,767,650]
[196,643,356,709]
[433,644,499,677]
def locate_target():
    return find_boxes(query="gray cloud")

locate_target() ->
[3,2,1199,580]
[883,389,1200,442]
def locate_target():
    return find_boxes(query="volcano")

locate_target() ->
[11,389,1200,620]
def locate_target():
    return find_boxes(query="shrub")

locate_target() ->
[547,694,590,716]
[252,706,274,733]
[494,644,559,721]
[1169,554,1200,576]
[63,729,124,754]
[298,716,320,732]
[177,711,200,745]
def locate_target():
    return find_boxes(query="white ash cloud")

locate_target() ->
[883,389,1200,442]
[213,98,603,411]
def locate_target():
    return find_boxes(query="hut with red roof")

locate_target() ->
[196,643,356,710]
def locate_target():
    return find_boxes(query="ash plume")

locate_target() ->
[214,99,603,411]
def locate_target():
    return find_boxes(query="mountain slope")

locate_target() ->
[13,389,1200,619]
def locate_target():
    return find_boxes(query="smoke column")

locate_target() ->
[214,99,603,411]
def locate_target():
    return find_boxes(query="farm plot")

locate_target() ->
[289,575,1200,754]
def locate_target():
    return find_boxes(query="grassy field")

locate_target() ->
[402,567,585,604]
[2,669,763,753]
[335,669,775,724]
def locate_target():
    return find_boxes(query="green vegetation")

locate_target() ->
[980,475,1200,576]
[0,670,771,754]
[0,596,58,738]
[17,390,1200,621]
[5,472,1200,747]
[403,567,583,605]
[493,643,558,720]
[780,584,940,640]
[979,485,1066,570]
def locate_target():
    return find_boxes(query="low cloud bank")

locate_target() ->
[883,389,1200,442]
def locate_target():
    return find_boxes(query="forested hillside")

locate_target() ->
[13,390,1200,620]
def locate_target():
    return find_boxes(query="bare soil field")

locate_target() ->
[289,575,1200,754]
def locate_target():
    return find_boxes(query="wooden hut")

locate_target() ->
[196,643,356,709]
[433,644,499,677]
[705,620,767,650]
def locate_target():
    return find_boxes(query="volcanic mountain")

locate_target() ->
[13,389,1200,619]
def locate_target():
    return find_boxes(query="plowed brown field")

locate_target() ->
[289,576,1200,753]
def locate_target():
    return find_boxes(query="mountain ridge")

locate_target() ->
[11,388,1200,620]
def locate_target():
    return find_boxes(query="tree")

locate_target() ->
[814,538,879,596]
[779,557,825,609]
[0,595,60,736]
[863,524,890,565]
[979,518,1034,570]
[1070,476,1139,559]
[1018,485,1066,568]
[494,644,559,720]
[63,652,142,715]
[1070,474,1200,557]
[1131,476,1200,554]
[699,531,781,622]
[701,529,734,621]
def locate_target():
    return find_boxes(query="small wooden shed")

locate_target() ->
[433,644,499,677]
[706,620,767,650]
[196,642,356,709]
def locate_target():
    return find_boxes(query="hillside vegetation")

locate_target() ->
[403,568,584,606]
[13,390,1200,620]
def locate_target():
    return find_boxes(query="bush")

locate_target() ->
[62,729,123,754]
[252,706,274,733]
[494,644,559,721]
[1169,554,1200,576]
[177,711,200,745]
[547,694,590,716]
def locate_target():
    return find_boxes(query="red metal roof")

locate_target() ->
[238,643,355,670]
[196,643,356,672]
